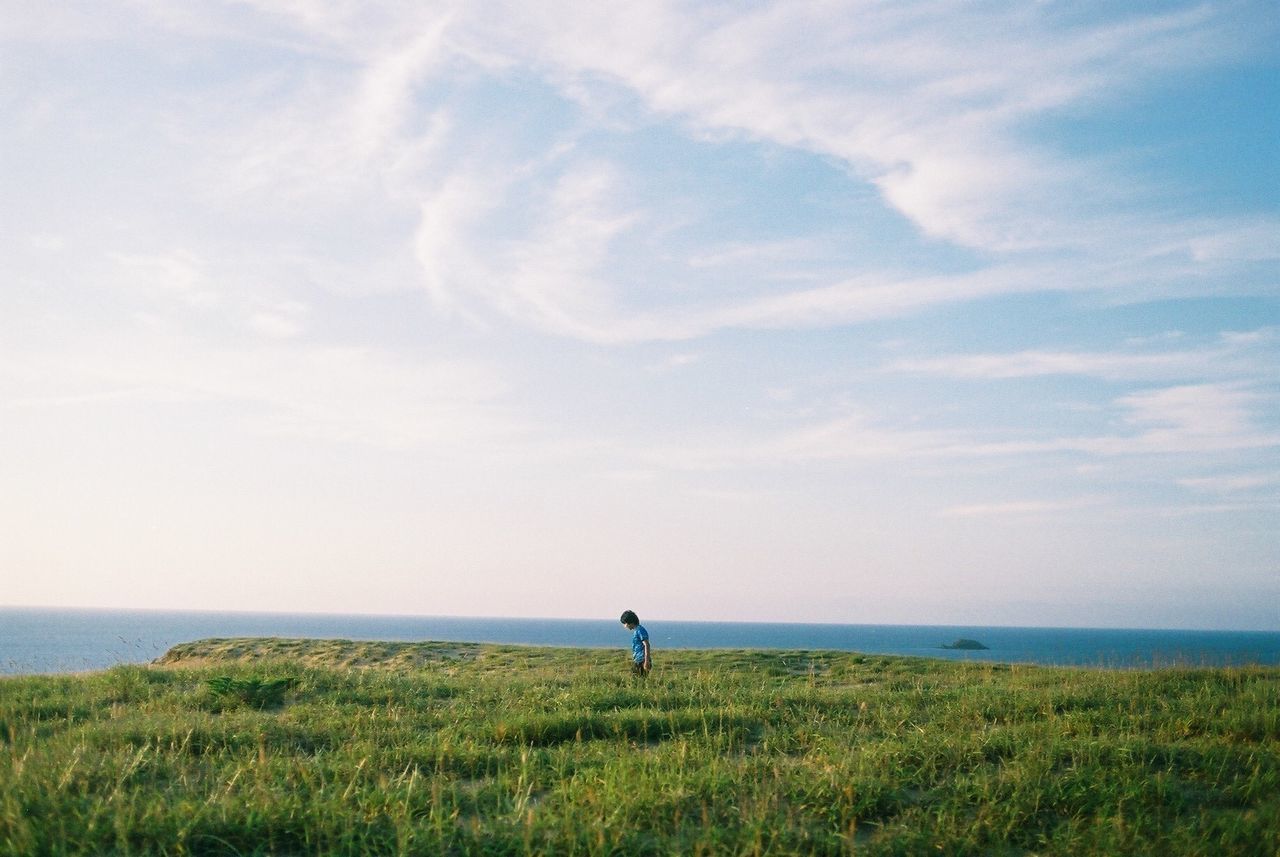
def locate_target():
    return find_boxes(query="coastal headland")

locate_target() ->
[2,638,1277,854]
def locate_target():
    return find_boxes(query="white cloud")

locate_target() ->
[349,17,452,162]
[635,412,956,473]
[497,162,641,336]
[1178,473,1277,493]
[1186,221,1280,263]
[16,1,1268,344]
[381,2,1275,341]
[968,384,1280,458]
[413,159,656,342]
[686,238,825,271]
[633,381,1280,476]
[109,251,219,310]
[1114,383,1265,441]
[413,172,501,315]
[27,233,66,252]
[892,350,1196,380]
[464,0,1261,254]
[245,301,310,339]
[646,352,704,373]
[938,497,1102,518]
[2,334,520,453]
[886,329,1280,382]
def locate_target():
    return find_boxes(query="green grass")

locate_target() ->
[2,638,1277,855]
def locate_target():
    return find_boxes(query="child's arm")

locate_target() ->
[642,639,651,670]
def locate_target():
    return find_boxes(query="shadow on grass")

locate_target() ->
[493,708,761,747]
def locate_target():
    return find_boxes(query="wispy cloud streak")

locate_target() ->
[28,1,1266,342]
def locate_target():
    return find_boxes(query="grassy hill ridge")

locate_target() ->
[2,638,1277,855]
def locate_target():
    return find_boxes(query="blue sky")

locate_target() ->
[2,1,1277,630]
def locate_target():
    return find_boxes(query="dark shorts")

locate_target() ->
[632,660,650,677]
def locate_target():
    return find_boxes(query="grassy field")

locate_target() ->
[2,638,1278,856]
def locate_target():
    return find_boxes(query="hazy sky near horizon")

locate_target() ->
[3,1,1278,630]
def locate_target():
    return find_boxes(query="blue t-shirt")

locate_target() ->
[631,624,650,664]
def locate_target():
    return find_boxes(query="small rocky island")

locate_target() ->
[941,638,989,650]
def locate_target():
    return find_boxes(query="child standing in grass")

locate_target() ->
[620,610,651,677]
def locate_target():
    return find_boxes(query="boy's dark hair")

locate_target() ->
[620,610,639,625]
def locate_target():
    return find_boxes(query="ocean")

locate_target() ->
[2,606,1277,675]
